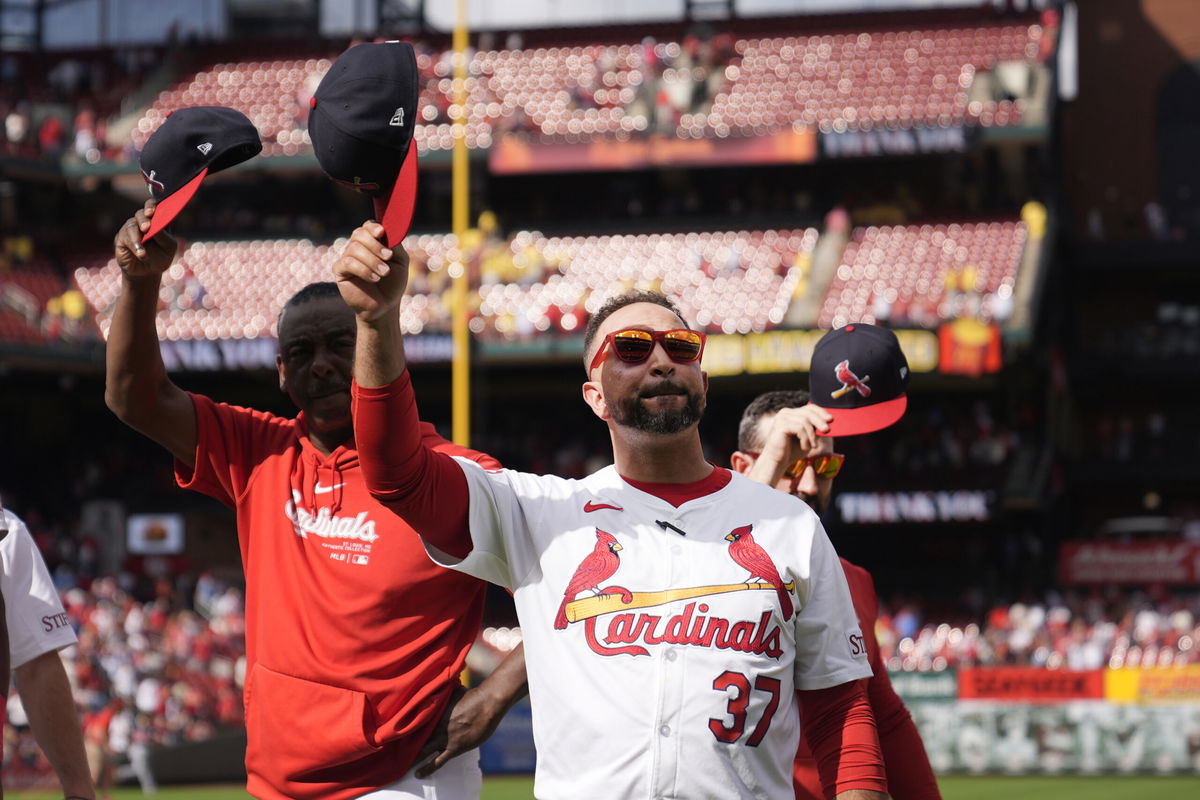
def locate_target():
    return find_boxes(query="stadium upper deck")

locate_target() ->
[2,11,1052,350]
[125,17,1052,157]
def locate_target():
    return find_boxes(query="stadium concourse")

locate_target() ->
[3,0,1200,792]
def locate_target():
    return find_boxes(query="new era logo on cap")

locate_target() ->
[138,106,262,241]
[809,323,910,437]
[308,41,420,247]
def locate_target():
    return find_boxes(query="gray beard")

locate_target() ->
[613,390,704,435]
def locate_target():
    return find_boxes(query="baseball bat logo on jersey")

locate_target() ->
[555,525,796,659]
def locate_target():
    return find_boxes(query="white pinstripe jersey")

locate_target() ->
[432,462,871,800]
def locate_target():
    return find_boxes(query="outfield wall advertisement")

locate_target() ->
[907,700,1200,774]
[894,666,1200,774]
[480,668,1200,777]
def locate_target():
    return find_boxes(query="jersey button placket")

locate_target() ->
[655,528,686,799]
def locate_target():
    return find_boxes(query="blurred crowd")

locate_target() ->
[478,33,736,139]
[879,587,1200,673]
[3,567,245,788]
[1,48,160,163]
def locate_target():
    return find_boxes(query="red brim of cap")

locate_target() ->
[373,150,418,248]
[144,168,208,242]
[814,394,907,437]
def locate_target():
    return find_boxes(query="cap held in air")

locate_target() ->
[138,106,262,241]
[308,41,420,247]
[808,323,910,437]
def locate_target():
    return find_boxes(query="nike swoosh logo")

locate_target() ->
[314,482,345,495]
[583,501,623,513]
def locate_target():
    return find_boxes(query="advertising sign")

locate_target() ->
[490,129,817,174]
[819,125,974,159]
[835,491,992,525]
[703,328,939,377]
[1059,541,1200,585]
[1106,666,1200,705]
[958,668,1104,701]
[126,513,185,556]
[159,334,454,370]
[890,670,958,702]
[909,701,1200,775]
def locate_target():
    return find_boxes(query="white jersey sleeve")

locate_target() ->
[792,519,872,690]
[2,510,77,669]
[424,458,563,590]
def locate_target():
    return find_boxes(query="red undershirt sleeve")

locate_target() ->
[868,673,941,799]
[797,680,888,799]
[352,371,473,560]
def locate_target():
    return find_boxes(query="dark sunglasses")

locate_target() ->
[743,452,845,479]
[589,328,707,372]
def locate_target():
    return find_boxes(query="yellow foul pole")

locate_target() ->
[451,0,470,446]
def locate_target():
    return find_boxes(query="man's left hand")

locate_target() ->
[413,684,505,778]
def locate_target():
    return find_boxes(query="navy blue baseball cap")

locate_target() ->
[138,106,262,241]
[809,323,910,437]
[308,41,420,247]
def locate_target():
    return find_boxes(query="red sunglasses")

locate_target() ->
[742,452,846,479]
[589,328,707,372]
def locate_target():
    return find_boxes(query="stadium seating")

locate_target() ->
[73,228,818,340]
[817,220,1027,329]
[72,219,1032,341]
[710,24,1045,137]
[0,263,70,342]
[127,20,1050,157]
[473,228,817,336]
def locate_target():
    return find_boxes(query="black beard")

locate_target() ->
[801,494,828,516]
[612,387,704,434]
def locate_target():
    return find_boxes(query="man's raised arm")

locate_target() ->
[335,222,473,559]
[104,200,197,465]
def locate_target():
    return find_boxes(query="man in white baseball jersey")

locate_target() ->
[334,222,888,799]
[0,501,94,800]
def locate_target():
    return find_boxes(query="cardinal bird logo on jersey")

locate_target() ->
[725,525,794,621]
[554,529,623,629]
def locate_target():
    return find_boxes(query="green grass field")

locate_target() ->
[8,775,1200,799]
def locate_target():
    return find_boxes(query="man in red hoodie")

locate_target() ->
[106,201,527,800]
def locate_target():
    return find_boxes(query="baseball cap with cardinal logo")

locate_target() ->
[307,41,420,247]
[809,323,910,437]
[138,106,262,241]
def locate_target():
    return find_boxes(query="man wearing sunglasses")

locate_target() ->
[335,223,887,800]
[731,389,941,800]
